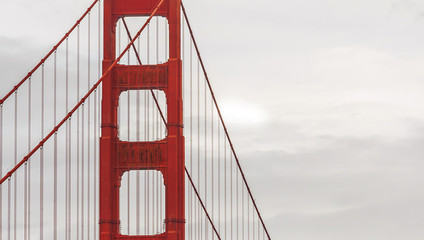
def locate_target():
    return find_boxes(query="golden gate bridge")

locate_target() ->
[0,0,271,239]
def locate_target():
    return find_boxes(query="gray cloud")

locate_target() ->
[242,130,424,239]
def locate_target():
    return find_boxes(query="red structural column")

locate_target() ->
[100,0,184,240]
[99,0,119,239]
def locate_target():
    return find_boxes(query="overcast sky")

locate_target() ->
[1,0,424,239]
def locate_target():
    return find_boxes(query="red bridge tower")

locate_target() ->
[100,0,184,239]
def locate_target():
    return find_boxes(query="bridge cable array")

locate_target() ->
[0,0,271,239]
[181,3,272,239]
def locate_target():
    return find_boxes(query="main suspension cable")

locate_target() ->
[185,167,222,240]
[0,0,99,105]
[0,0,166,185]
[181,3,271,239]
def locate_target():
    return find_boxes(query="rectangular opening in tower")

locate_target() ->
[120,170,166,235]
[118,90,167,141]
[116,16,169,66]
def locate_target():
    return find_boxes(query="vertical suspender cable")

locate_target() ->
[27,75,32,240]
[204,56,208,240]
[93,86,97,240]
[7,179,10,240]
[248,194,250,240]
[211,90,214,240]
[13,91,17,240]
[182,8,191,238]
[28,99,31,240]
[161,31,165,230]
[136,82,140,235]
[231,152,233,240]
[258,215,260,240]
[68,106,72,240]
[24,123,27,240]
[248,180,250,239]
[236,162,239,240]
[190,37,198,239]
[151,22,156,232]
[150,23,154,234]
[81,101,85,240]
[136,35,141,235]
[189,36,194,240]
[54,50,58,240]
[67,37,72,240]
[252,207,254,240]
[150,27,155,232]
[224,136,227,240]
[77,24,81,240]
[162,17,167,230]
[65,37,69,240]
[95,2,101,239]
[200,59,204,240]
[197,57,200,240]
[156,17,160,233]
[87,12,91,240]
[127,36,131,235]
[195,40,199,239]
[156,19,159,138]
[137,34,142,233]
[144,87,147,235]
[127,89,131,236]
[253,206,255,240]
[242,182,244,240]
[40,64,44,240]
[144,93,147,234]
[147,23,150,234]
[190,37,194,235]
[190,37,195,240]
[218,122,220,234]
[151,138,155,233]
[24,85,28,240]
[136,30,141,233]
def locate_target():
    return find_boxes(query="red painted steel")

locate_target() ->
[113,0,169,17]
[100,1,184,240]
[112,64,169,91]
